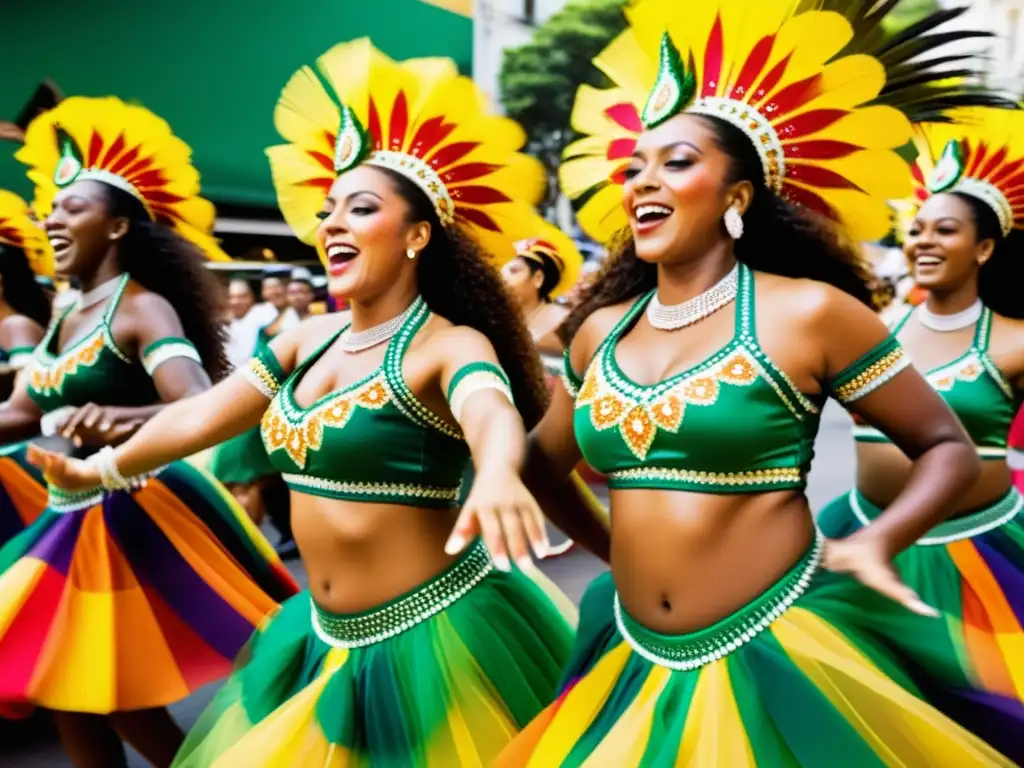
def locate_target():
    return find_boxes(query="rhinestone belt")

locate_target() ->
[615,530,823,671]
[310,538,493,649]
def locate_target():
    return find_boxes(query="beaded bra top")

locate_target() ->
[256,297,469,508]
[565,264,910,493]
[26,274,200,414]
[854,306,1017,459]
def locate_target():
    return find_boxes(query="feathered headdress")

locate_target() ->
[267,38,547,265]
[16,96,228,261]
[514,220,584,300]
[903,108,1024,238]
[562,0,1013,244]
[0,190,53,277]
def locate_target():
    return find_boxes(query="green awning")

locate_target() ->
[0,0,471,208]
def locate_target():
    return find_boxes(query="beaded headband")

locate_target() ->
[642,33,785,193]
[333,104,455,227]
[927,139,1013,237]
[53,128,154,219]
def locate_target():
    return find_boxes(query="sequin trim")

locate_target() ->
[282,473,461,503]
[47,466,165,513]
[615,531,822,670]
[561,372,580,399]
[609,466,803,489]
[142,342,201,375]
[242,358,280,399]
[310,539,493,648]
[833,347,909,403]
[848,488,1022,546]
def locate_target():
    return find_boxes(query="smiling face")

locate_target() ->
[287,279,315,315]
[316,165,431,300]
[501,256,544,306]
[228,278,256,319]
[624,114,751,264]
[261,276,288,310]
[905,193,995,292]
[43,180,127,279]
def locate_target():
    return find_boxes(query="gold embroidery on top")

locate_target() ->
[833,347,907,403]
[262,374,392,469]
[30,331,105,396]
[578,348,760,460]
[930,356,983,393]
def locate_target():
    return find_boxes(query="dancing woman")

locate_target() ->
[818,108,1024,752]
[498,2,1017,764]
[0,190,52,547]
[0,96,297,768]
[34,40,575,767]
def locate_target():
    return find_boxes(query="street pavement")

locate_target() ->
[5,403,856,767]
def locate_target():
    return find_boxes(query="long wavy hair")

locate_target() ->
[100,185,229,380]
[0,245,51,328]
[950,192,1024,320]
[560,116,877,343]
[378,167,550,429]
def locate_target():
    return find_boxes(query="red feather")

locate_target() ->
[749,54,791,106]
[97,134,127,172]
[428,142,479,171]
[702,15,724,97]
[388,91,409,151]
[440,163,500,184]
[786,163,861,190]
[731,36,775,99]
[367,99,383,151]
[604,103,642,133]
[786,140,859,160]
[450,185,511,205]
[87,131,104,167]
[607,138,636,161]
[409,116,457,158]
[456,206,502,232]
[776,109,846,140]
[782,183,839,219]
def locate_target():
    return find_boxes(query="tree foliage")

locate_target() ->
[499,0,627,208]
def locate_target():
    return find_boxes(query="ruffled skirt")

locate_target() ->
[497,534,1014,767]
[172,540,576,767]
[818,488,1024,759]
[0,461,298,714]
[0,442,48,549]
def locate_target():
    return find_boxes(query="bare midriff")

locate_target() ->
[292,492,462,614]
[857,441,1009,514]
[610,487,813,634]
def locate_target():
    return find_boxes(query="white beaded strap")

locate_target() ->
[448,369,513,424]
[93,446,133,491]
[142,339,202,376]
[241,357,281,399]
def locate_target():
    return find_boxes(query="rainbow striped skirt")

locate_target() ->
[0,442,47,550]
[0,460,298,714]
[819,487,1024,760]
[172,540,575,767]
[497,534,1015,767]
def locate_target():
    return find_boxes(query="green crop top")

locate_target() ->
[25,274,202,414]
[564,264,911,493]
[854,306,1018,459]
[247,297,512,508]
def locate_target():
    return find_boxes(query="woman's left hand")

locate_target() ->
[822,534,939,617]
[58,403,145,447]
[445,467,550,571]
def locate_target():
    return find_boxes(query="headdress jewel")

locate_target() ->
[926,137,1014,237]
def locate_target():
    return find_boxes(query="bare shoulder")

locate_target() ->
[571,299,637,357]
[428,320,491,355]
[291,312,349,358]
[753,271,874,330]
[0,313,43,339]
[991,312,1024,340]
[121,283,177,319]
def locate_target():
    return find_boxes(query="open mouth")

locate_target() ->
[633,204,673,231]
[326,244,359,276]
[49,235,72,258]
[915,255,944,269]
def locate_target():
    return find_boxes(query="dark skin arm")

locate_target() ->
[58,289,215,446]
[521,311,613,563]
[0,372,44,442]
[813,288,979,614]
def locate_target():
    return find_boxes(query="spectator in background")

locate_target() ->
[286,267,315,321]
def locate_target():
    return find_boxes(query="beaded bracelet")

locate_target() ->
[94,446,133,491]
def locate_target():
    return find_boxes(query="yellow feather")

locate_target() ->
[0,189,53,277]
[16,96,226,261]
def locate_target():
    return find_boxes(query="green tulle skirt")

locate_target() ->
[172,540,575,767]
[497,534,1014,767]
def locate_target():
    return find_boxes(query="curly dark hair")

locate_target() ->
[521,251,562,303]
[950,191,1024,320]
[560,116,878,343]
[100,185,229,381]
[378,167,550,429]
[0,245,51,328]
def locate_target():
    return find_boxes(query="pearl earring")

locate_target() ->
[406,248,417,260]
[724,207,744,240]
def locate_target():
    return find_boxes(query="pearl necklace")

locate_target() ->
[918,299,982,333]
[78,275,123,310]
[340,298,419,353]
[646,264,739,331]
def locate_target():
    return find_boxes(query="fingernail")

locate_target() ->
[444,535,465,555]
[493,555,511,572]
[910,598,940,618]
[516,556,534,571]
[533,540,550,559]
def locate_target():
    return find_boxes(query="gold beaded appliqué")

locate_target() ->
[29,330,106,396]
[833,347,909,403]
[929,355,984,392]
[578,349,759,460]
[262,375,391,469]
